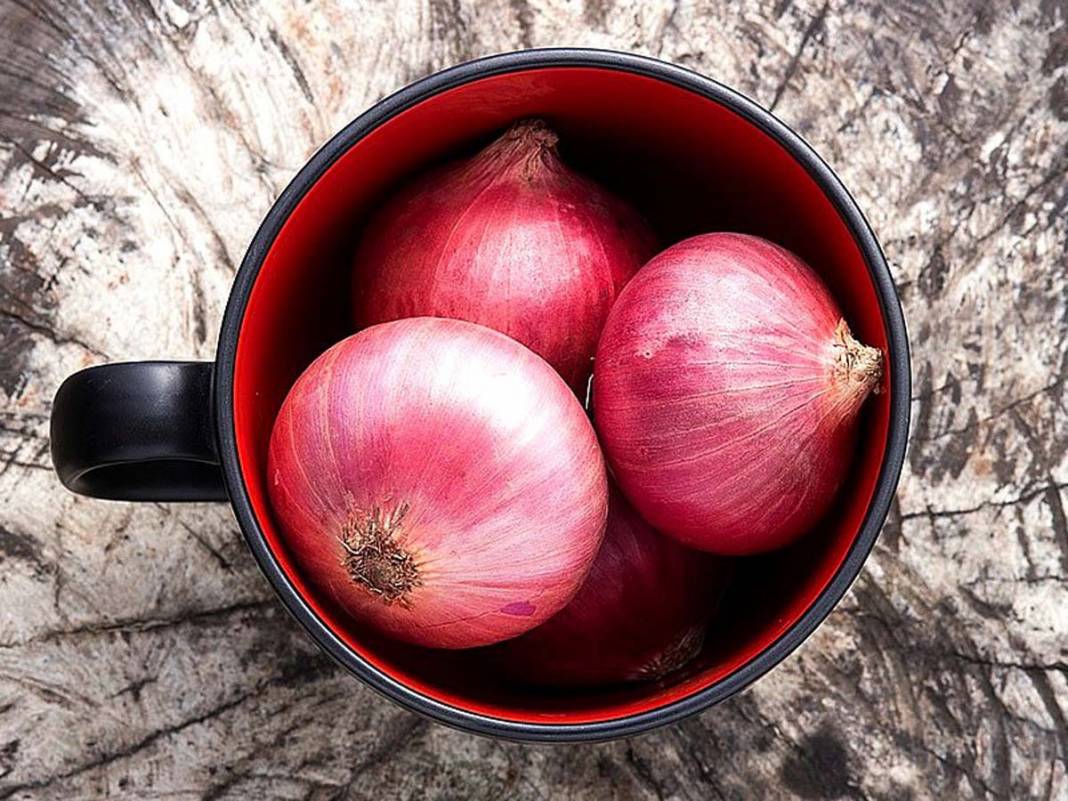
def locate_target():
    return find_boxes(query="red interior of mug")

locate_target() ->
[232,66,893,724]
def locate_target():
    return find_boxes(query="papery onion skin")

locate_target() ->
[352,119,655,391]
[493,489,729,686]
[268,317,608,649]
[594,233,883,555]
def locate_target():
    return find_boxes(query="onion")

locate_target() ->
[494,489,728,686]
[594,233,883,555]
[352,119,654,391]
[268,317,608,649]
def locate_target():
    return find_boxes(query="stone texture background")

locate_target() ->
[1,0,1066,798]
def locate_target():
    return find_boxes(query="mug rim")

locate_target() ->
[214,47,912,742]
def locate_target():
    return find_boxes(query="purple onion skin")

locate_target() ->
[494,489,729,687]
[268,318,608,649]
[594,233,883,555]
[352,119,655,393]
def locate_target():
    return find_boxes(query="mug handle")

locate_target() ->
[50,361,228,502]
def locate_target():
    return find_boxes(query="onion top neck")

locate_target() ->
[339,503,420,607]
[634,625,706,681]
[830,319,884,413]
[480,118,561,183]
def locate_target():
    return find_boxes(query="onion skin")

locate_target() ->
[494,490,728,687]
[594,233,883,555]
[352,120,654,391]
[268,318,608,649]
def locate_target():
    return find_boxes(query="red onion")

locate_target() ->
[594,233,883,555]
[268,318,608,649]
[494,489,728,686]
[352,119,654,391]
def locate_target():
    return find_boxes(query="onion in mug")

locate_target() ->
[495,489,728,686]
[594,233,883,555]
[268,318,608,648]
[352,119,654,391]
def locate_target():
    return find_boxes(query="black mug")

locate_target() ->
[50,48,910,742]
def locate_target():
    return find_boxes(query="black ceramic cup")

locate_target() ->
[50,48,910,742]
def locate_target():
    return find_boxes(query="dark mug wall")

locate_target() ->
[48,49,910,742]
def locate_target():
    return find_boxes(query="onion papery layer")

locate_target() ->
[269,318,609,648]
[352,120,655,392]
[594,233,882,555]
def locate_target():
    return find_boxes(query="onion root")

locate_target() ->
[338,503,421,608]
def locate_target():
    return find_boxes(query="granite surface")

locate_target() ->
[1,0,1066,798]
